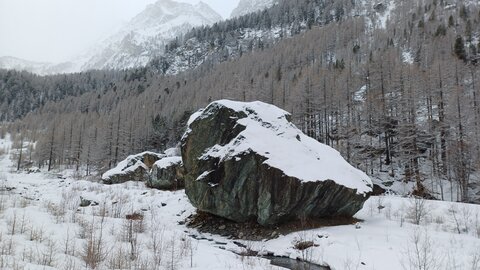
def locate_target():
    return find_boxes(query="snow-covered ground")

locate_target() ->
[1,136,480,269]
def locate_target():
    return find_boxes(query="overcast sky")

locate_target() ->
[0,0,239,63]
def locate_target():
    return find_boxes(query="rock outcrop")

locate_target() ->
[102,149,184,190]
[147,157,185,190]
[102,152,163,184]
[181,100,372,226]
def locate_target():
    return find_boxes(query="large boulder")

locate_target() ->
[147,157,185,190]
[181,100,372,226]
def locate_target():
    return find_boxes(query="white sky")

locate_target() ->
[0,0,239,63]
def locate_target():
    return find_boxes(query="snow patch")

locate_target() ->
[402,50,414,64]
[154,156,182,169]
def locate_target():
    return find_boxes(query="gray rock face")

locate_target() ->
[181,100,372,226]
[147,157,185,190]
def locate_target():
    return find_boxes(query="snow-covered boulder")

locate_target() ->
[102,152,164,184]
[181,100,372,226]
[147,156,184,190]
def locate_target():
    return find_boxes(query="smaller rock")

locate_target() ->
[218,225,226,230]
[271,231,279,238]
[102,152,164,184]
[79,197,91,207]
[355,223,362,229]
[126,213,144,221]
[161,203,167,207]
[147,157,184,190]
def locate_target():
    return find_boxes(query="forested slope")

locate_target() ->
[3,0,480,202]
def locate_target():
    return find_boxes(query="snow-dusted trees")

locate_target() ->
[3,0,480,201]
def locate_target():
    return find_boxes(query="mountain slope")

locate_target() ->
[81,0,222,71]
[3,0,480,202]
[231,0,277,18]
[0,0,221,74]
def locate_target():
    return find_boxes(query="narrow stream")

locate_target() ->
[263,256,330,270]
[188,234,330,270]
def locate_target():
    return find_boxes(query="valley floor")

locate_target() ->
[0,137,480,270]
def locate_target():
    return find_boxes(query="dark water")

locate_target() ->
[264,256,330,270]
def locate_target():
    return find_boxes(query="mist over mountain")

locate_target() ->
[0,0,222,75]
[80,0,222,71]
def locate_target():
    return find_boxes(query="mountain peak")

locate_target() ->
[231,0,276,18]
[79,0,222,71]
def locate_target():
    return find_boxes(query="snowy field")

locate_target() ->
[0,137,480,270]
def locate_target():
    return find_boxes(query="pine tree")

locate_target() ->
[454,35,467,62]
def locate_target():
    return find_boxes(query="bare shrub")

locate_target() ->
[80,215,107,269]
[147,226,166,269]
[6,210,18,235]
[448,205,462,234]
[401,228,440,270]
[39,238,56,267]
[470,249,480,270]
[29,225,45,242]
[46,201,66,224]
[475,211,480,238]
[407,196,428,225]
[108,245,129,270]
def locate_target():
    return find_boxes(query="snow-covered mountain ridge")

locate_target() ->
[80,0,222,71]
[0,0,222,75]
[231,0,277,18]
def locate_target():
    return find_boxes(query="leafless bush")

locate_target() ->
[407,196,428,225]
[460,205,472,234]
[39,238,56,267]
[122,212,144,261]
[63,226,77,257]
[29,225,45,242]
[471,249,480,270]
[110,193,130,218]
[475,211,480,238]
[46,201,66,223]
[107,245,128,270]
[0,234,15,259]
[401,228,440,270]
[147,226,166,269]
[80,215,107,269]
[61,189,81,212]
[167,233,180,270]
[19,197,31,208]
[6,210,18,235]
[448,205,462,234]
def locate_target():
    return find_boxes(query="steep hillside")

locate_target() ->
[3,0,480,203]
